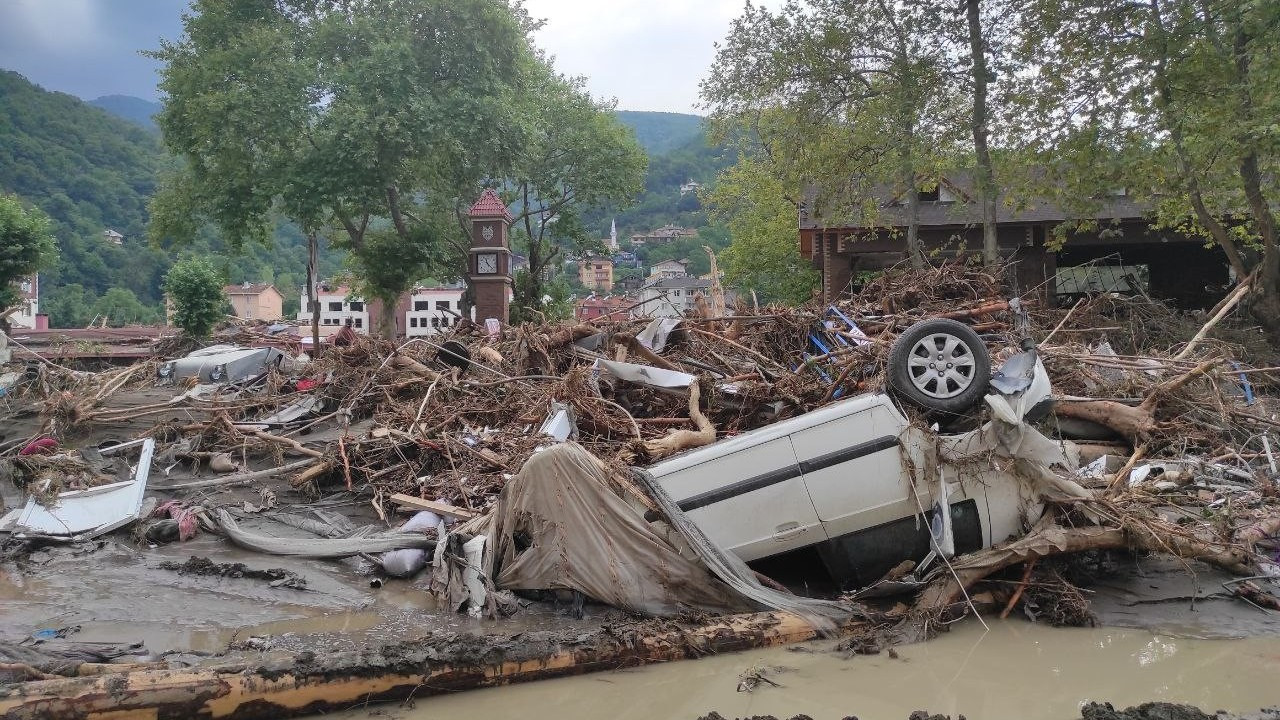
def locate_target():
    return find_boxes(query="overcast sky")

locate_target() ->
[0,0,778,114]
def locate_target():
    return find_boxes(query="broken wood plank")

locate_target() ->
[388,494,478,520]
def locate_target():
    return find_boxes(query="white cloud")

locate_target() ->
[4,0,99,48]
[522,0,782,114]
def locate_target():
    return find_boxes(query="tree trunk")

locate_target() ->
[904,168,923,269]
[307,232,320,356]
[1148,0,1250,281]
[965,0,999,266]
[1227,14,1280,344]
[377,296,399,340]
[0,612,839,720]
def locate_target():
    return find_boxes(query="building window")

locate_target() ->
[323,318,337,326]
[410,318,418,328]
[435,300,450,310]
[431,317,440,329]
[349,301,364,312]
[414,301,429,311]
[917,186,940,202]
[328,302,342,312]
[353,318,362,328]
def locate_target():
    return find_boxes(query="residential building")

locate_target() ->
[224,282,284,322]
[611,250,641,268]
[575,294,631,322]
[629,224,698,246]
[631,277,714,319]
[406,285,470,337]
[648,259,689,282]
[680,180,703,196]
[103,229,124,245]
[7,274,41,329]
[297,284,369,336]
[800,171,1230,309]
[578,256,614,292]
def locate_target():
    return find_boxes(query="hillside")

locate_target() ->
[0,72,344,327]
[614,111,704,156]
[89,95,162,131]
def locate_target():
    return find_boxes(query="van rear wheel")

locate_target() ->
[888,318,991,414]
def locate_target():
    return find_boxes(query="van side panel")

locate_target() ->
[656,436,826,562]
[789,404,918,539]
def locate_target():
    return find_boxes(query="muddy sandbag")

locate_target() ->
[440,442,748,616]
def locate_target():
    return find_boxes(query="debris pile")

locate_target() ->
[3,260,1280,686]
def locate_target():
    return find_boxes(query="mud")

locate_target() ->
[696,709,1280,720]
[158,555,308,589]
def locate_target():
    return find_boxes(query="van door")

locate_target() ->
[655,436,826,562]
[790,401,917,540]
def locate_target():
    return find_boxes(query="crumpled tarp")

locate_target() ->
[434,442,750,617]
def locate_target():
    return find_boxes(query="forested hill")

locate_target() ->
[614,111,704,155]
[0,71,173,318]
[89,95,162,131]
[1,75,721,326]
[0,72,344,327]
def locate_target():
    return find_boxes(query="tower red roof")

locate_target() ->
[468,189,513,221]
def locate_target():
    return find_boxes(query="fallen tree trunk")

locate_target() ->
[913,518,1255,614]
[0,611,845,720]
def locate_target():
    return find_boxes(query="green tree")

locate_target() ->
[42,283,96,328]
[91,288,160,327]
[150,0,534,336]
[165,256,226,339]
[708,158,819,305]
[1015,0,1280,340]
[703,0,967,269]
[0,194,56,330]
[464,64,645,320]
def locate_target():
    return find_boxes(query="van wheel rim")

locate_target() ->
[906,332,977,399]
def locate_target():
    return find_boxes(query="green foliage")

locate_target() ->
[152,0,536,334]
[507,65,647,314]
[164,256,226,338]
[91,287,160,327]
[707,159,818,305]
[0,194,56,309]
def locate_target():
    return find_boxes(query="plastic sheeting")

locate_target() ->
[434,442,750,617]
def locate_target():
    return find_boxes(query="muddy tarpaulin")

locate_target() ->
[435,442,749,617]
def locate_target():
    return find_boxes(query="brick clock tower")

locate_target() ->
[467,188,513,325]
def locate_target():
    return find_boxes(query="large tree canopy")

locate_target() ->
[702,0,968,269]
[150,0,537,335]
[0,194,56,314]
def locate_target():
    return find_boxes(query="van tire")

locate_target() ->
[888,318,991,414]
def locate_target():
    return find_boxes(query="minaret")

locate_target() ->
[609,219,618,252]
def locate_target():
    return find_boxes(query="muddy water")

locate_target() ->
[327,620,1280,720]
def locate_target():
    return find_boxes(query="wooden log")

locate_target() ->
[0,612,839,720]
[389,494,478,520]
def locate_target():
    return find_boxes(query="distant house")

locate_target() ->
[679,180,703,196]
[6,274,42,330]
[578,256,614,291]
[611,251,641,268]
[630,224,698,246]
[648,258,689,282]
[406,285,470,337]
[103,229,124,245]
[632,276,722,319]
[575,294,631,322]
[224,282,284,322]
[298,283,369,335]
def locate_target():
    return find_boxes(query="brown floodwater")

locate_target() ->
[324,620,1280,720]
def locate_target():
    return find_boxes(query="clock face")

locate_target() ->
[477,253,498,274]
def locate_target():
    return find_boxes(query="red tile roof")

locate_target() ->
[468,189,513,221]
